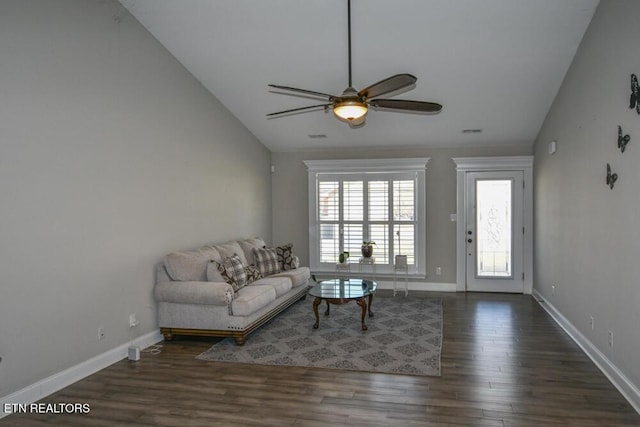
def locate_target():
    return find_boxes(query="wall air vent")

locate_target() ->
[308,134,327,139]
[462,129,483,134]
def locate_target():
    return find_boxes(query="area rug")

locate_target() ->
[196,295,442,376]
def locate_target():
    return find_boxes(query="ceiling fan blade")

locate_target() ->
[267,103,332,117]
[268,84,335,100]
[369,99,442,114]
[358,74,417,100]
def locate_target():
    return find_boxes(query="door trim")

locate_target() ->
[452,156,534,294]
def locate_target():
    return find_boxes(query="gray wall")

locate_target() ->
[533,0,640,390]
[0,0,271,397]
[272,145,532,284]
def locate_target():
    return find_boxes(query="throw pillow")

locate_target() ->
[206,260,227,283]
[276,243,297,271]
[212,254,248,293]
[244,264,263,283]
[252,246,281,276]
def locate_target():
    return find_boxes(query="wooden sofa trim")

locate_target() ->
[161,285,309,345]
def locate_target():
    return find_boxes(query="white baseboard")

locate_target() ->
[532,289,640,415]
[0,329,163,419]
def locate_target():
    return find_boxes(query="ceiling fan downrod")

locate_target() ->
[347,0,352,88]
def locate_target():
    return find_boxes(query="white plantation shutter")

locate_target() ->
[368,181,388,221]
[306,158,428,275]
[318,181,339,221]
[394,180,415,221]
[369,224,389,264]
[318,181,339,263]
[319,224,338,263]
[393,180,416,265]
[394,224,415,265]
[343,181,363,221]
[368,181,389,263]
[343,224,363,257]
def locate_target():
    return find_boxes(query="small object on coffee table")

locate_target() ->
[308,278,376,331]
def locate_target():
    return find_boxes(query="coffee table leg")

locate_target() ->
[325,300,330,316]
[368,293,375,317]
[356,298,368,331]
[313,297,321,329]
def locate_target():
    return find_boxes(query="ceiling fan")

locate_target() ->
[267,0,443,128]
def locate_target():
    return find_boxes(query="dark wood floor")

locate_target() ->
[5,292,640,426]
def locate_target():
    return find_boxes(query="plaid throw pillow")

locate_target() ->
[213,254,247,293]
[276,243,297,271]
[213,261,235,289]
[252,247,280,276]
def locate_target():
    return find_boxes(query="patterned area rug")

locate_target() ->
[197,295,442,376]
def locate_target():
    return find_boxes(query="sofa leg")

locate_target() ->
[162,329,173,341]
[234,335,246,346]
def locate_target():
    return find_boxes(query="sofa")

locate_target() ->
[155,238,311,345]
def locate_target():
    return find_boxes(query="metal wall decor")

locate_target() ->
[606,163,618,189]
[630,74,640,114]
[617,125,630,152]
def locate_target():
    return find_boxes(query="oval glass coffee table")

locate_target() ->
[308,278,377,331]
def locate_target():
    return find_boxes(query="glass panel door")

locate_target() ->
[476,179,512,278]
[466,171,523,293]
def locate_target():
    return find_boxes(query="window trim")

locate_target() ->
[304,158,429,277]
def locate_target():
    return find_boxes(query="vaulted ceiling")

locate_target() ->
[121,0,599,152]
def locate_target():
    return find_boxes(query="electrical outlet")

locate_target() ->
[435,266,442,276]
[589,316,594,330]
[551,285,556,296]
[129,313,140,328]
[608,331,613,348]
[98,327,105,341]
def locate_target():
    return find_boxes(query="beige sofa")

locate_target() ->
[155,238,310,345]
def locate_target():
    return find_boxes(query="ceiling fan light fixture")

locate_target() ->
[333,101,368,122]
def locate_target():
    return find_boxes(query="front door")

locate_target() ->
[465,171,524,293]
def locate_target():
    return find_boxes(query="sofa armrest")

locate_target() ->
[155,281,233,306]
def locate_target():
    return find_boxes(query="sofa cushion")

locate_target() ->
[252,247,281,276]
[269,266,311,288]
[276,243,298,271]
[239,237,267,266]
[250,275,292,297]
[232,285,276,316]
[164,246,220,281]
[212,241,248,265]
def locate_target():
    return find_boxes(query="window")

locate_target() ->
[305,158,428,276]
